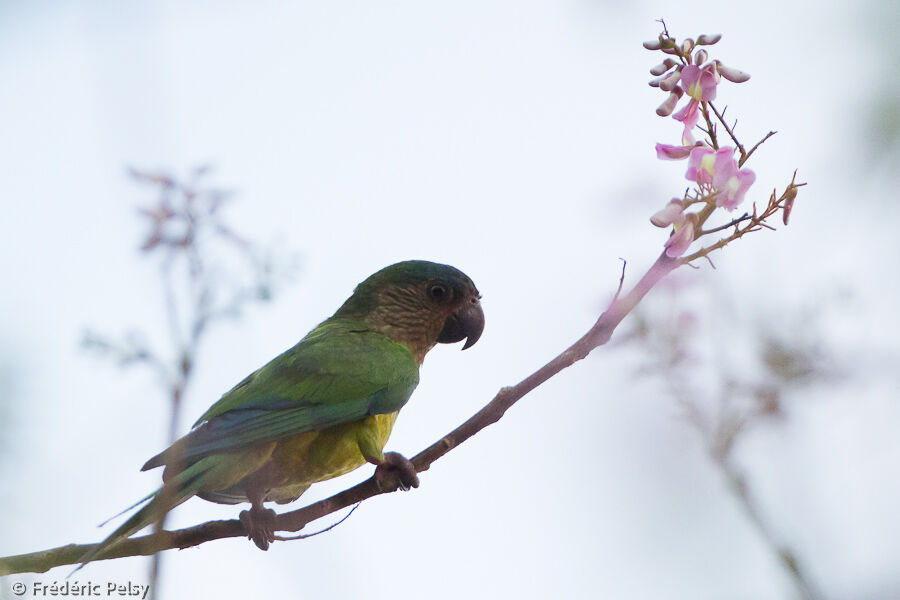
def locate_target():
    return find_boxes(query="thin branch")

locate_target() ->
[700,103,719,150]
[707,101,744,156]
[0,252,680,576]
[274,503,360,541]
[612,258,627,303]
[700,212,751,235]
[740,130,778,167]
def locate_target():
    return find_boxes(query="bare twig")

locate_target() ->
[708,101,744,155]
[700,103,720,150]
[700,212,751,235]
[274,503,361,541]
[740,130,778,167]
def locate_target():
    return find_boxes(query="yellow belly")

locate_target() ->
[261,411,399,502]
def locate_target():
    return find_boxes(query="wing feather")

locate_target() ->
[142,323,418,470]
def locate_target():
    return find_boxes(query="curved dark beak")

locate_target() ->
[437,298,484,350]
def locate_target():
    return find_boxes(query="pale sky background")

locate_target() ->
[1,1,899,599]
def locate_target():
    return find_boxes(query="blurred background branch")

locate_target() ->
[623,273,843,600]
[80,167,296,598]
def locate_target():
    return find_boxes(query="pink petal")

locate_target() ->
[664,215,696,258]
[673,98,700,130]
[655,143,693,160]
[716,168,756,210]
[711,148,737,179]
[686,146,715,183]
[696,64,719,101]
[693,49,708,66]
[680,65,700,90]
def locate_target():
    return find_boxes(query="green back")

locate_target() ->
[143,318,419,469]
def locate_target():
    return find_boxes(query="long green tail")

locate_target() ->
[72,456,227,574]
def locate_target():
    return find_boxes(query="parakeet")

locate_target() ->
[79,260,483,567]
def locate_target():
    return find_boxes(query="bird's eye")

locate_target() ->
[428,282,448,302]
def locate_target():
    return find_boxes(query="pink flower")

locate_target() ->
[671,63,720,143]
[664,214,698,258]
[683,146,756,210]
[712,161,756,210]
[649,199,697,258]
[680,64,719,102]
[685,146,721,184]
[686,146,738,184]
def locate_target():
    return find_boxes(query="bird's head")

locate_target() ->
[335,260,484,362]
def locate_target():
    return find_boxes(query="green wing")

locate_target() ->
[142,320,419,470]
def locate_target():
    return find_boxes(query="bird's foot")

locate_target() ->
[239,505,277,551]
[374,451,420,493]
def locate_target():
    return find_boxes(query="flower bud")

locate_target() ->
[715,60,751,83]
[681,38,695,55]
[651,200,685,227]
[782,187,798,225]
[649,58,676,76]
[643,39,662,50]
[696,33,722,45]
[659,70,682,92]
[693,49,708,66]
[656,90,682,116]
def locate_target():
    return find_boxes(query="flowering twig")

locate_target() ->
[680,171,805,264]
[648,27,803,263]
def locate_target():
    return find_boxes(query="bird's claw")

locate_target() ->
[374,451,419,493]
[239,506,277,551]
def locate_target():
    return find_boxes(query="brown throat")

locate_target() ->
[364,285,453,364]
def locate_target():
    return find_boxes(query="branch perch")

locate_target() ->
[0,253,679,576]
